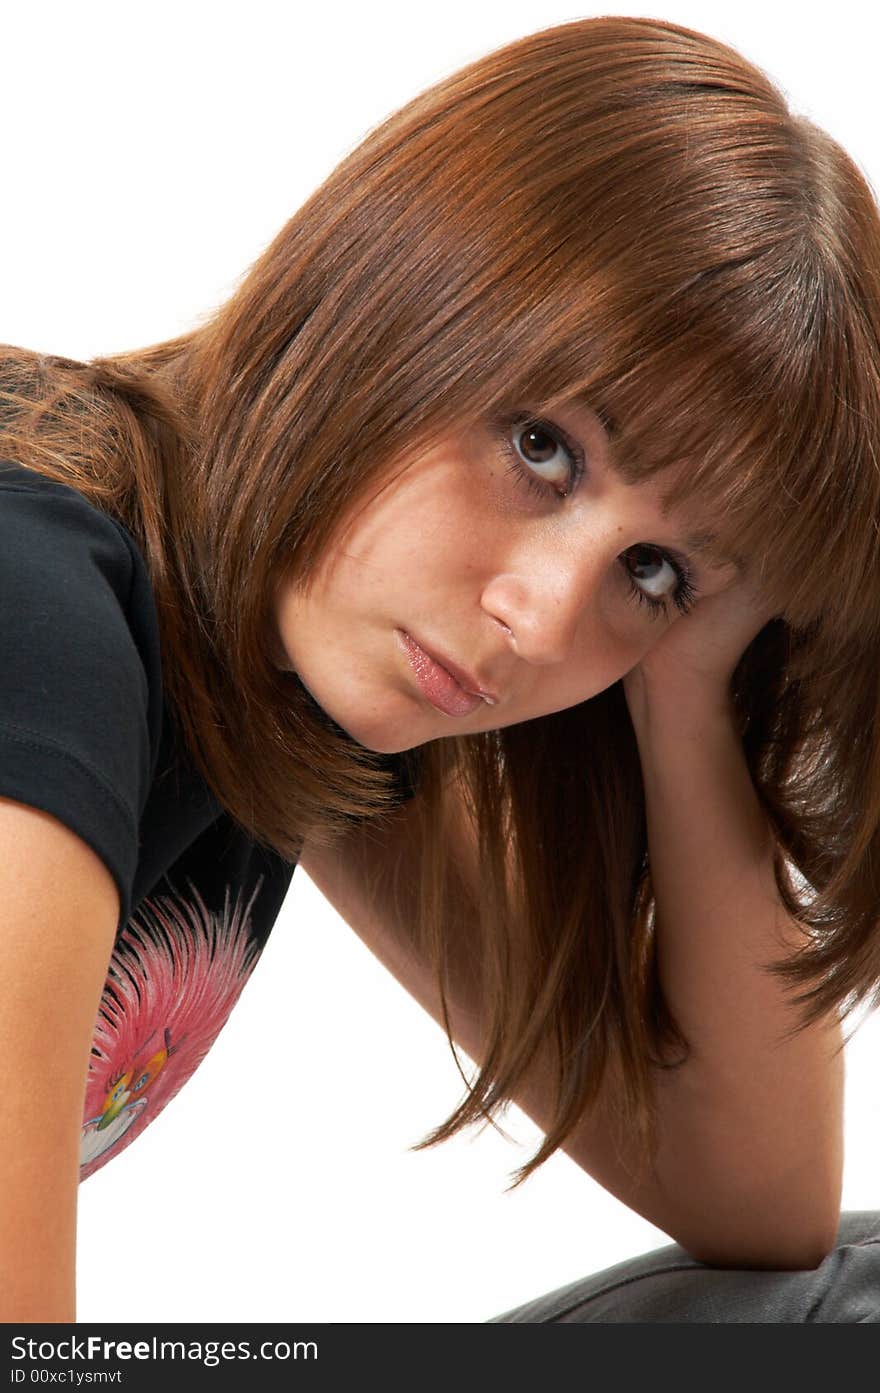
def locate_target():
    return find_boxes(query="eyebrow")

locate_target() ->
[678,529,747,576]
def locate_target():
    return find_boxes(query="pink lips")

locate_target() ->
[396,630,487,718]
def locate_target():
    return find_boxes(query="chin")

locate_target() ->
[336,715,410,756]
[293,682,401,755]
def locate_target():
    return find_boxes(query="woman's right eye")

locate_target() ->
[491,414,586,501]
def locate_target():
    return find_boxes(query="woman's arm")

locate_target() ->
[0,797,120,1322]
[300,695,843,1272]
[622,683,844,1269]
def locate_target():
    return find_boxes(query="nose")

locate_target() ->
[481,534,613,666]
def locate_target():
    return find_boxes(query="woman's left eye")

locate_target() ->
[492,413,585,499]
[622,545,699,619]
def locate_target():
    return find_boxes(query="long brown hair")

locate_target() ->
[3,15,879,1188]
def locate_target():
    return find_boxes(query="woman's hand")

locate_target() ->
[622,574,779,724]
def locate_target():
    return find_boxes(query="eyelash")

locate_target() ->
[489,412,700,620]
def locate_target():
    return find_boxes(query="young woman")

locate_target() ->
[2,14,879,1323]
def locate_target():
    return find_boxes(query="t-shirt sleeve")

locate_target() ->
[0,465,158,930]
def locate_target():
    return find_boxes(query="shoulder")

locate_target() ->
[0,457,139,586]
[0,455,164,740]
[0,458,165,924]
[0,457,162,675]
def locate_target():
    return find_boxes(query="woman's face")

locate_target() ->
[272,400,742,753]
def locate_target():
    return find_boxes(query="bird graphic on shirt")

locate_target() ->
[79,875,264,1180]
[81,1025,179,1158]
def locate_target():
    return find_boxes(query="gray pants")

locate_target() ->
[488,1211,880,1322]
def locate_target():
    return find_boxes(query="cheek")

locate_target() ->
[531,610,682,723]
[598,578,669,652]
[343,484,468,588]
[626,620,677,674]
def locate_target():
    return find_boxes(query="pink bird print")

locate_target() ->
[80,874,266,1180]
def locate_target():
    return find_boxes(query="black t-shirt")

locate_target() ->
[0,459,419,1182]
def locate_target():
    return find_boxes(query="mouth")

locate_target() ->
[396,630,494,719]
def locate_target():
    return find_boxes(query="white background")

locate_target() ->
[3,0,878,1322]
